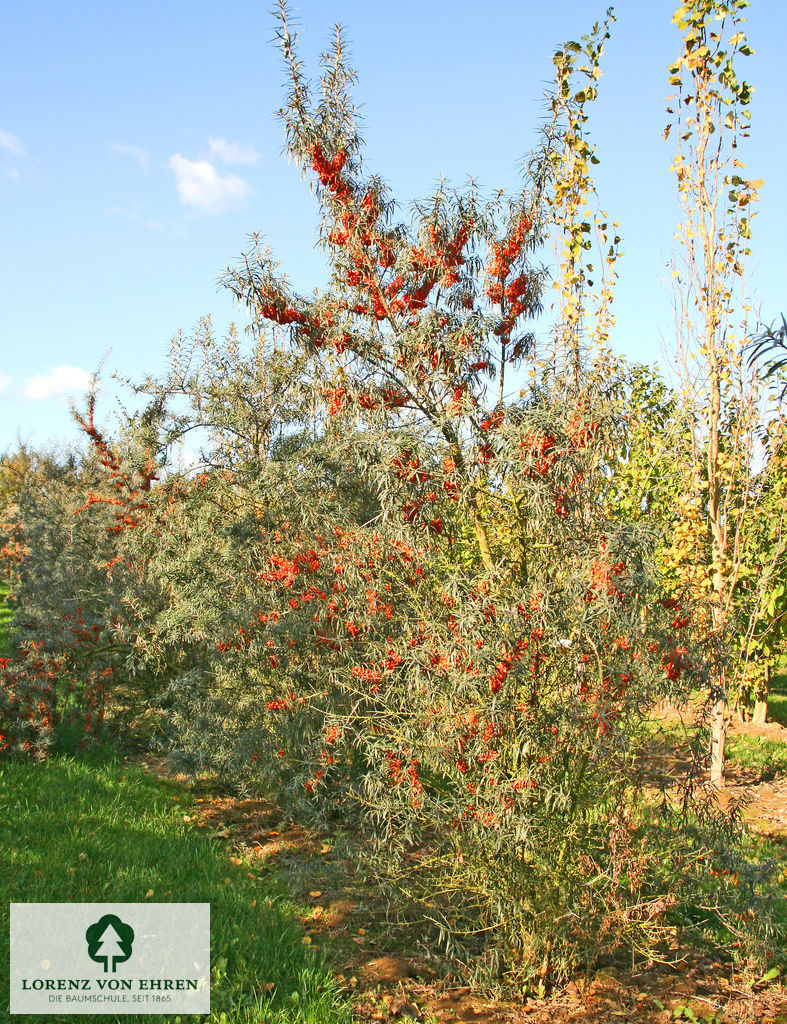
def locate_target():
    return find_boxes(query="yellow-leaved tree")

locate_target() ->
[666,0,786,786]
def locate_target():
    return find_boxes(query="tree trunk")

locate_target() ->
[709,665,727,789]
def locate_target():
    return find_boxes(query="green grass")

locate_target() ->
[0,753,352,1024]
[0,579,13,656]
[725,732,787,777]
[767,671,787,728]
[643,719,787,777]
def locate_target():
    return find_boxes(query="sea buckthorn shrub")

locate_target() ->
[0,434,167,752]
[0,646,59,758]
[119,344,775,980]
[5,5,779,983]
[74,11,773,980]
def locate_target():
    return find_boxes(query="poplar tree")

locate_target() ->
[665,0,784,785]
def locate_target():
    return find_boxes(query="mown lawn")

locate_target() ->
[0,755,352,1024]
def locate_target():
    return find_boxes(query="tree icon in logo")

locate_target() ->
[85,914,134,973]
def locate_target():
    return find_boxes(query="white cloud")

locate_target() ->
[105,204,163,232]
[0,130,25,157]
[0,374,9,396]
[208,137,258,166]
[169,153,253,213]
[24,365,92,401]
[109,142,148,169]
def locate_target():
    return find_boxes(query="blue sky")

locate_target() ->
[2,1,785,451]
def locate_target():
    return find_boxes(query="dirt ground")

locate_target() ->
[724,717,787,842]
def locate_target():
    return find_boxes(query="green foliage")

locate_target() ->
[0,445,33,510]
[0,580,13,656]
[735,421,787,673]
[0,755,351,1024]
